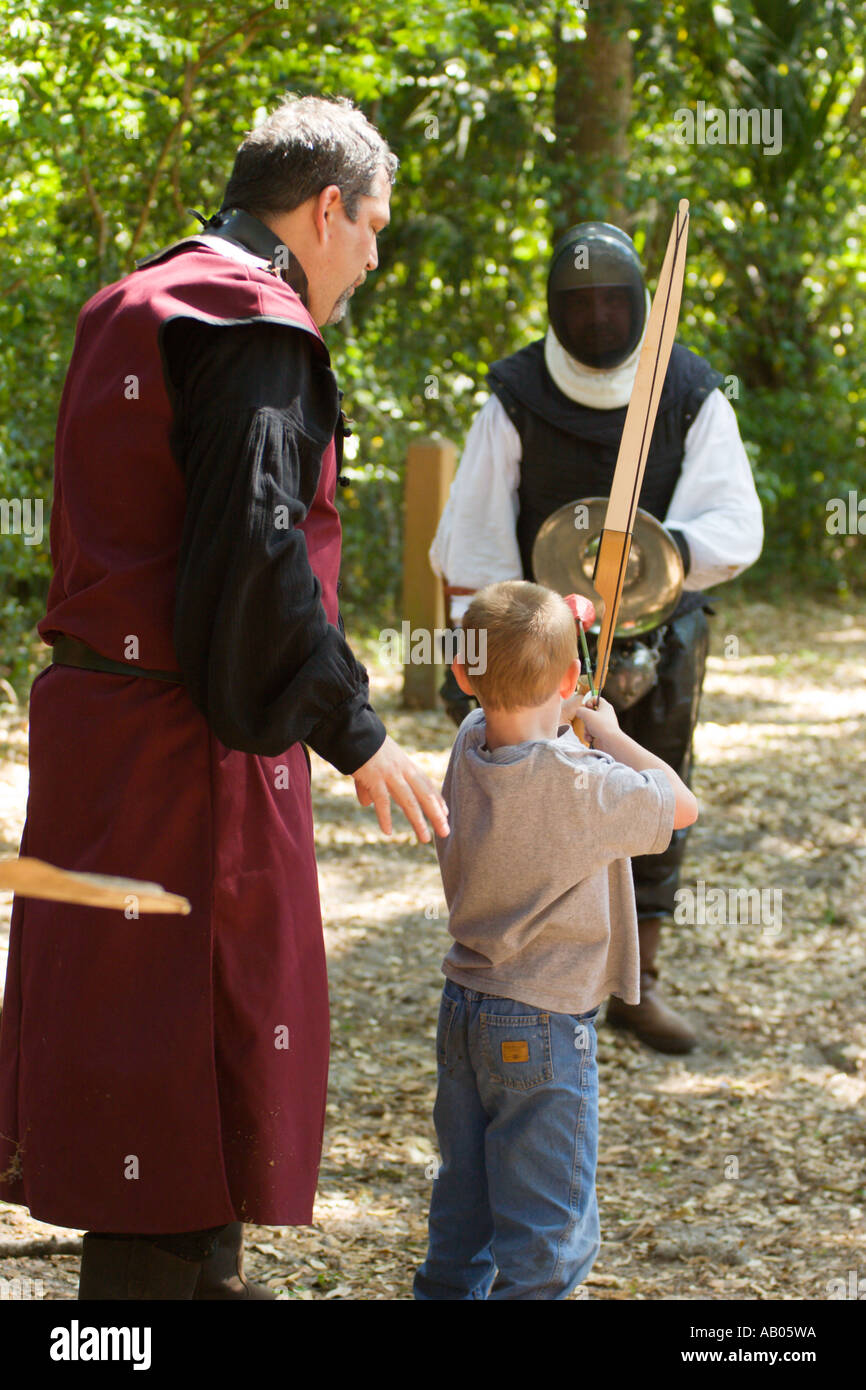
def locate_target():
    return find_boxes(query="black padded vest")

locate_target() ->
[487,338,724,581]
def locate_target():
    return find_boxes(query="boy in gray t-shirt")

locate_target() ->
[414,580,698,1301]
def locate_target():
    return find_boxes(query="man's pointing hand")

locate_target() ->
[351,735,450,844]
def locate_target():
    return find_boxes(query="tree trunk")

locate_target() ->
[552,2,634,237]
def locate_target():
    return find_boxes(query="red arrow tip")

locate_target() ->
[564,593,596,628]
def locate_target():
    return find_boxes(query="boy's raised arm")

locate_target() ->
[567,695,699,831]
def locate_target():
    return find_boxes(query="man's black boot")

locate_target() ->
[78,1234,202,1300]
[193,1223,278,1300]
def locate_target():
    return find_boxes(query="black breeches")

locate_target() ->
[616,607,710,918]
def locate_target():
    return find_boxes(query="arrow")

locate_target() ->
[591,200,690,696]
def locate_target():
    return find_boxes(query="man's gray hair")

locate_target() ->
[221,94,397,222]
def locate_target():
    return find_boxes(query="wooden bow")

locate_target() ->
[591,200,690,697]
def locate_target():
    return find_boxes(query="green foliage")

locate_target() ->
[0,0,863,687]
[630,0,866,598]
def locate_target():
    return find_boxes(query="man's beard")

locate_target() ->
[325,284,355,325]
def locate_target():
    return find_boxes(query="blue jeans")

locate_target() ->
[414,979,601,1300]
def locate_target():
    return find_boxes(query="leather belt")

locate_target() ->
[52,635,183,684]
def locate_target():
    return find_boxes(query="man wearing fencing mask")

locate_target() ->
[430,222,763,1053]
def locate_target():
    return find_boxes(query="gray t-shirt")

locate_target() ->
[437,708,676,1013]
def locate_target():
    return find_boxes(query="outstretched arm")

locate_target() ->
[165,316,449,841]
[565,694,698,830]
[166,316,385,770]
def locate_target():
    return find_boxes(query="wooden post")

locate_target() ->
[401,437,456,709]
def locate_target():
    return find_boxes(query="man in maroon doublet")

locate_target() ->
[0,95,448,1299]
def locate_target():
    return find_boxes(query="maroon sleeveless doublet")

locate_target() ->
[0,241,341,1228]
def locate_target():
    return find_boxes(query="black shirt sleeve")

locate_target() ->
[162,315,387,774]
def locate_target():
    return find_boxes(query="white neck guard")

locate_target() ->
[543,289,652,410]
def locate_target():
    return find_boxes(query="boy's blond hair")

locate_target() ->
[460,581,578,712]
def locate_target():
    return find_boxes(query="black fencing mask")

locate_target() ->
[547,222,646,369]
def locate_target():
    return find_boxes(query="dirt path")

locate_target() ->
[1,595,864,1300]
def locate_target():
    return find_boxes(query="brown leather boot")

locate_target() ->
[606,918,697,1053]
[193,1223,278,1300]
[78,1234,202,1300]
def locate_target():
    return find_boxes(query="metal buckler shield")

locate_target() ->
[531,497,684,638]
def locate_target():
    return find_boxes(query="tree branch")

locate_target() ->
[842,69,866,132]
[76,125,110,269]
[125,9,273,268]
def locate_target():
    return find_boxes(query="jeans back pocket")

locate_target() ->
[480,1010,553,1091]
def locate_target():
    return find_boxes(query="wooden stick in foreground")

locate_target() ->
[0,856,192,914]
